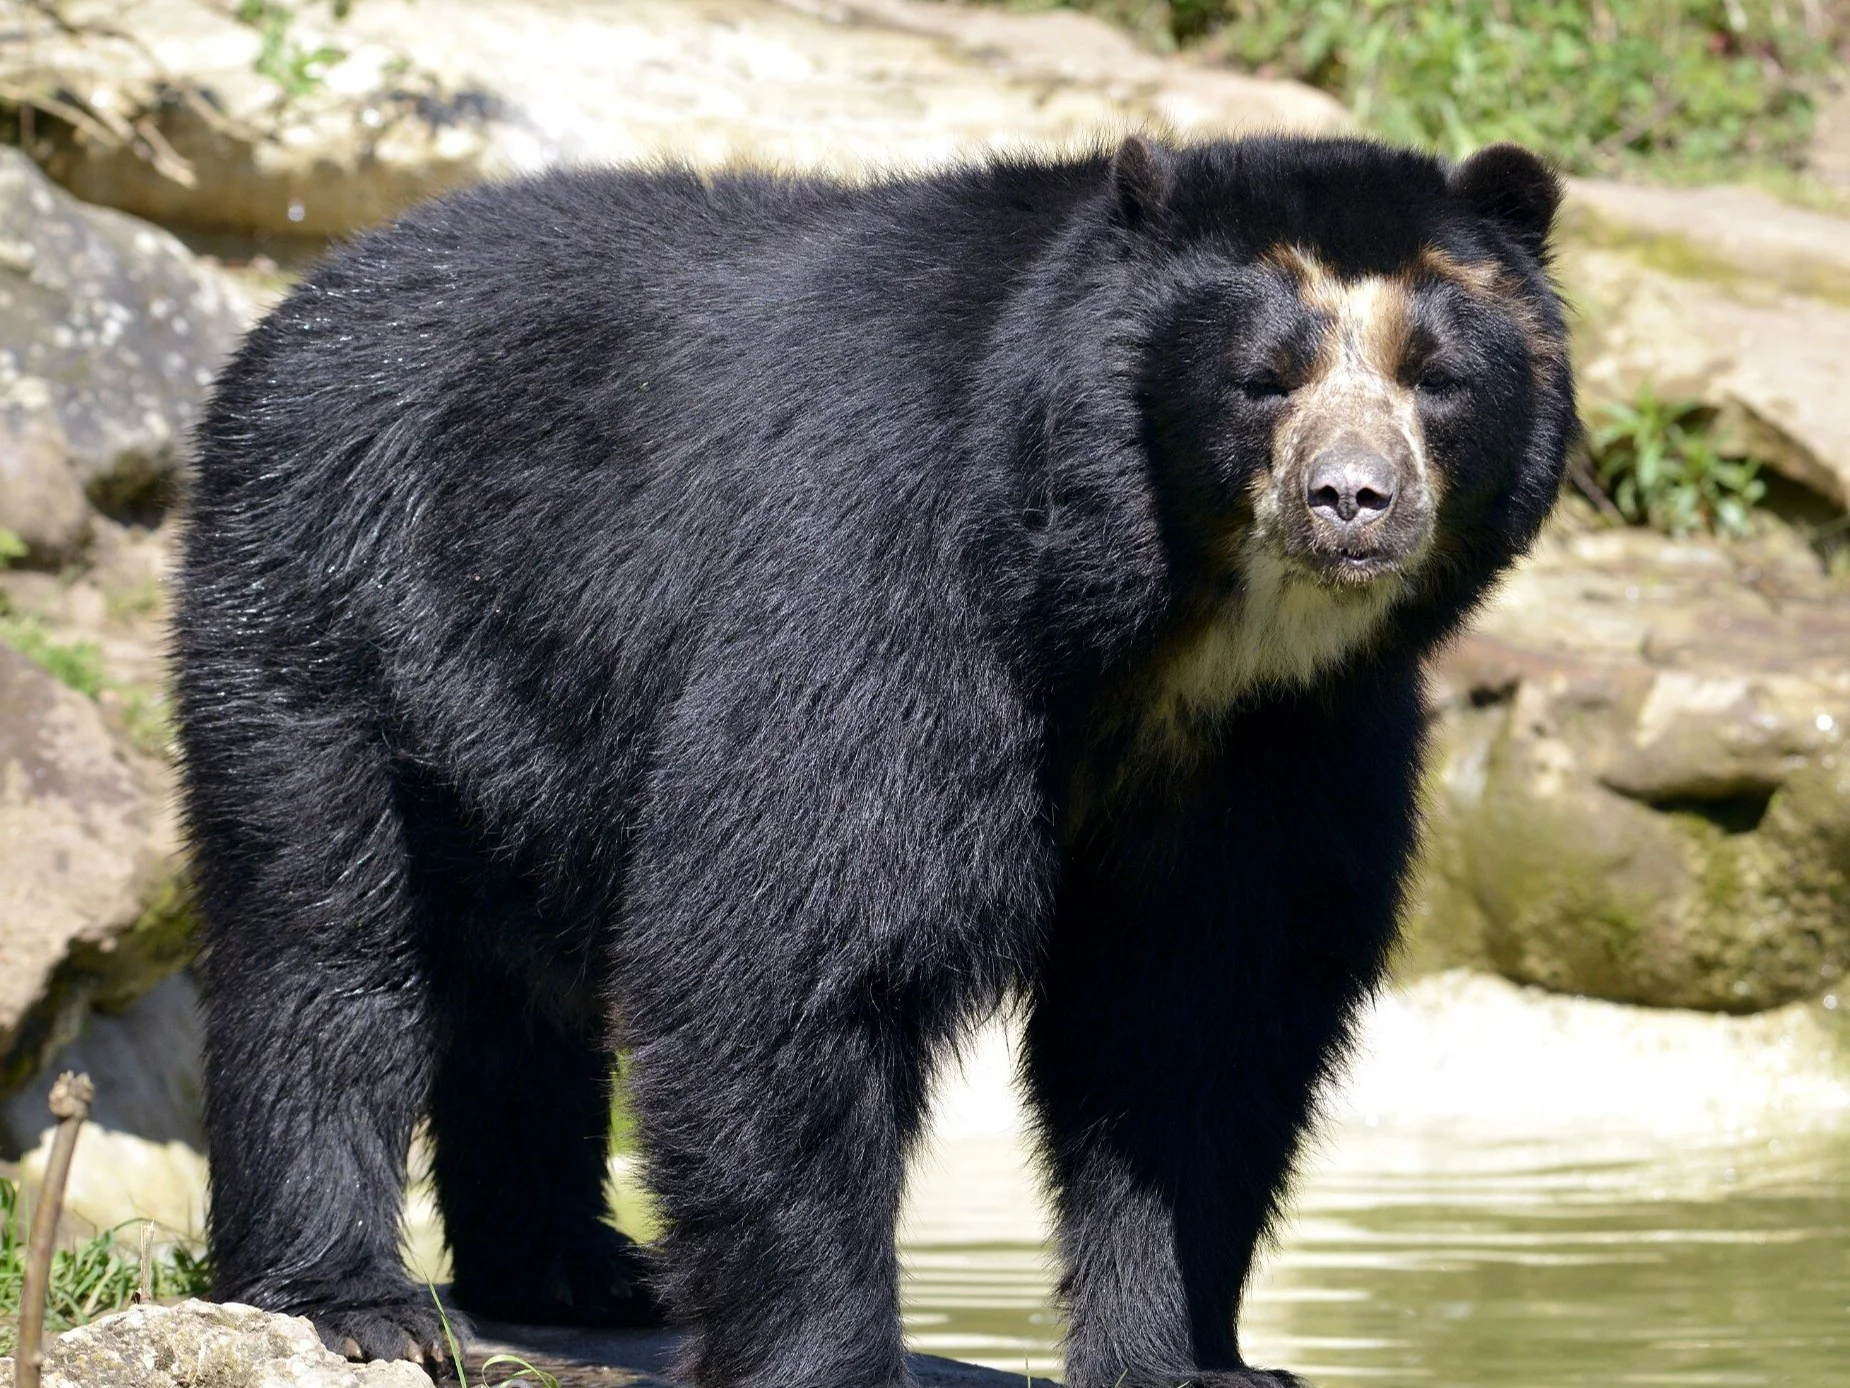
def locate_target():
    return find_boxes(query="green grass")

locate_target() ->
[0,528,107,699]
[0,617,106,698]
[0,1176,212,1357]
[994,0,1846,178]
[0,528,173,755]
[429,1284,562,1388]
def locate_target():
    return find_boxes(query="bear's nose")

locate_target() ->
[1306,448,1398,527]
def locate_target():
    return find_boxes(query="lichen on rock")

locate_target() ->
[0,148,249,553]
[0,1301,429,1387]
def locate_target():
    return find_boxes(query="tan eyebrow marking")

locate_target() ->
[1417,245,1565,379]
[1266,243,1565,384]
[1262,245,1414,380]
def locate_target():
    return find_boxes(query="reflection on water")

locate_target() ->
[898,973,1850,1385]
[1245,1133,1850,1384]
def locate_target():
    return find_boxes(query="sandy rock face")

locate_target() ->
[0,645,187,1097]
[1410,521,1850,1013]
[0,1301,429,1388]
[4,0,1346,240]
[0,149,248,553]
[1560,179,1850,508]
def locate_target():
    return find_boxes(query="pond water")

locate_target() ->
[897,973,1850,1386]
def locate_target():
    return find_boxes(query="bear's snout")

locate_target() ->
[1306,445,1398,529]
[1288,427,1432,582]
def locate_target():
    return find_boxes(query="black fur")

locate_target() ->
[177,135,1574,1387]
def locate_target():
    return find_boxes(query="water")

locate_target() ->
[897,974,1850,1386]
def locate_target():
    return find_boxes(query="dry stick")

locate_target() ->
[16,1072,94,1388]
[134,1223,155,1307]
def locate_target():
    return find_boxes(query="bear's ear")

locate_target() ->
[1109,134,1172,234]
[1449,143,1561,260]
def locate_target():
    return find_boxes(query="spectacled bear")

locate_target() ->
[176,135,1574,1388]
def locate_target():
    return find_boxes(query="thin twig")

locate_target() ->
[134,1222,155,1307]
[1567,440,1626,522]
[17,1071,95,1388]
[131,113,197,187]
[0,79,132,150]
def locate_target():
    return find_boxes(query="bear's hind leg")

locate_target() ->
[192,731,450,1366]
[430,982,661,1329]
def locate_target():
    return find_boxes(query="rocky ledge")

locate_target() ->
[0,1303,1055,1388]
[0,1302,426,1388]
[1411,512,1850,1013]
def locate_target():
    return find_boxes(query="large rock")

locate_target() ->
[0,1302,428,1388]
[0,148,248,549]
[3,0,1347,241]
[1559,179,1850,507]
[0,645,189,1109]
[0,413,90,566]
[1408,518,1850,1013]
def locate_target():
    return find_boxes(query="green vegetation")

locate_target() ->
[1589,389,1768,538]
[999,0,1846,177]
[429,1284,561,1388]
[0,617,106,697]
[0,529,107,698]
[0,528,173,755]
[0,1176,212,1357]
[235,1,351,99]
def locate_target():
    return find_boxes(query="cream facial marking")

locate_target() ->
[1112,248,1445,773]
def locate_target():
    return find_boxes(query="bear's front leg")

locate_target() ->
[626,1001,924,1388]
[613,650,1052,1388]
[1027,685,1418,1388]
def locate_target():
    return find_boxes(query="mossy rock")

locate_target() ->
[1407,522,1850,1013]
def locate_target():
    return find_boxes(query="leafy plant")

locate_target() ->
[235,1,349,99]
[1000,0,1846,177]
[0,1176,212,1357]
[1590,388,1767,538]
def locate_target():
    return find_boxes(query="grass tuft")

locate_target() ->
[0,1176,212,1357]
[428,1283,562,1388]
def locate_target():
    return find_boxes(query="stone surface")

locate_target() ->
[1407,516,1850,1012]
[0,148,248,533]
[0,413,90,566]
[1558,179,1850,507]
[0,645,188,1098]
[3,0,1346,240]
[472,1323,1058,1388]
[0,1301,429,1387]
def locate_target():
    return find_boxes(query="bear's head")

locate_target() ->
[1087,135,1575,754]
